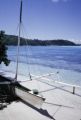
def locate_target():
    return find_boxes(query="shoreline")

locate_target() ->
[1,63,81,87]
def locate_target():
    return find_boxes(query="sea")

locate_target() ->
[1,46,81,86]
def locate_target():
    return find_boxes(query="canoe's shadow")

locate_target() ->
[20,98,55,120]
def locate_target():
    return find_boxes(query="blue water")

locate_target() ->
[7,46,81,73]
[0,46,81,86]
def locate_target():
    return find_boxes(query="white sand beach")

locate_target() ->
[0,68,81,120]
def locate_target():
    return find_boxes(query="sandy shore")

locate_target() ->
[0,68,81,120]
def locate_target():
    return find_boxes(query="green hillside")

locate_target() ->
[4,34,76,46]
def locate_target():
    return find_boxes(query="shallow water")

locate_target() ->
[1,46,81,86]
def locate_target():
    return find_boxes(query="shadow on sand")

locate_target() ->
[0,82,17,110]
[20,98,55,120]
[38,80,81,97]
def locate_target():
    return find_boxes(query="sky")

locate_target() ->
[0,0,81,43]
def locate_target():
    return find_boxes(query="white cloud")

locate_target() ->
[51,0,69,2]
[52,0,59,2]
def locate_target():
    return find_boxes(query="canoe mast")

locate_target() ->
[15,0,22,81]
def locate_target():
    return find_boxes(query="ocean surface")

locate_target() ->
[1,46,81,86]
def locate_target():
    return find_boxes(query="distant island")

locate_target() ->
[4,34,77,46]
